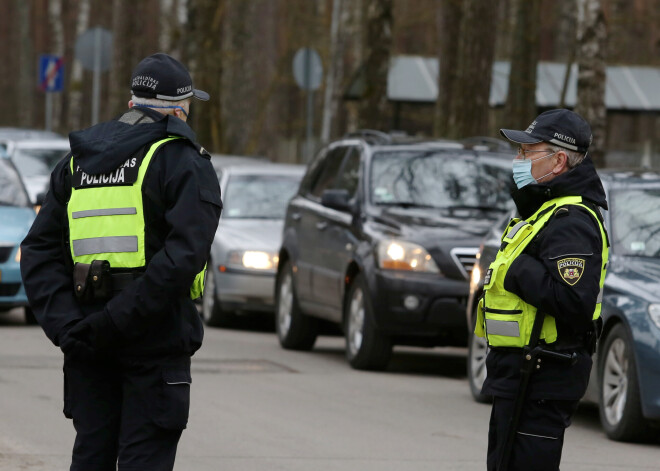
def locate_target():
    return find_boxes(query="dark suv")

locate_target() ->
[275,131,515,370]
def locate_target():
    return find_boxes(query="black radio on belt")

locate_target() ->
[73,260,113,301]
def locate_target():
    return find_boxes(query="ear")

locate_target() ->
[553,150,569,173]
[128,100,134,109]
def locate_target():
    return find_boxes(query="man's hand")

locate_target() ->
[60,326,96,360]
[68,311,119,351]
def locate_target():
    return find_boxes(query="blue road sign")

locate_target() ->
[39,54,64,92]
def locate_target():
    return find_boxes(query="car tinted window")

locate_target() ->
[0,159,30,207]
[309,146,348,198]
[610,187,660,257]
[370,150,513,210]
[334,147,361,198]
[223,173,302,219]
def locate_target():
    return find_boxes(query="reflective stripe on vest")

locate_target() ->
[67,137,207,299]
[474,195,609,348]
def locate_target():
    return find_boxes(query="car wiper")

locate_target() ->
[443,205,508,212]
[376,201,439,209]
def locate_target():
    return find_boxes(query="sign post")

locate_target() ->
[75,27,113,125]
[293,48,323,162]
[39,54,64,131]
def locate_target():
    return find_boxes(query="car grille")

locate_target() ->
[450,247,480,280]
[0,245,13,263]
[0,283,21,297]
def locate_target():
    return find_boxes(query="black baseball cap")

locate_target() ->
[500,109,592,153]
[131,53,209,102]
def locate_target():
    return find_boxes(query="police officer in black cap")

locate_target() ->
[475,109,609,470]
[20,53,222,470]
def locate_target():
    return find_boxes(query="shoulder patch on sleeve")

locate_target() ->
[557,258,585,285]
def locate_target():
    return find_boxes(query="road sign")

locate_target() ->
[293,48,323,91]
[74,27,113,72]
[39,55,64,92]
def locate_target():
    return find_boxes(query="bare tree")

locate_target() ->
[502,0,540,129]
[358,0,393,131]
[321,0,344,143]
[434,0,462,137]
[447,0,499,139]
[47,0,65,131]
[16,0,35,127]
[575,0,607,167]
[67,0,90,131]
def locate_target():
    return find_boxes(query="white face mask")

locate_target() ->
[511,151,556,189]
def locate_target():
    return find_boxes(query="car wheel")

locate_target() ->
[598,323,654,442]
[276,261,318,350]
[467,311,491,403]
[201,264,235,327]
[24,306,38,325]
[344,274,392,370]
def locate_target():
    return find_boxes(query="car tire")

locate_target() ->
[598,323,654,442]
[467,310,492,403]
[276,261,318,350]
[24,306,38,325]
[344,274,392,370]
[201,264,235,327]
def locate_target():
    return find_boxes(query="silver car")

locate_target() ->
[201,162,305,326]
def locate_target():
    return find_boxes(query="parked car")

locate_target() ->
[0,155,37,324]
[0,137,70,203]
[466,169,660,442]
[201,162,305,326]
[275,131,515,370]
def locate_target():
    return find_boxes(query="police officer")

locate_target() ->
[20,53,222,470]
[475,109,608,470]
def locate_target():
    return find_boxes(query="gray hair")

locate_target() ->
[131,94,190,109]
[547,144,585,169]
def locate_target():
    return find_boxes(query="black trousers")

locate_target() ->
[487,396,579,471]
[63,353,192,471]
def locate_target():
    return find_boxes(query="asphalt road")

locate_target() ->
[0,308,658,470]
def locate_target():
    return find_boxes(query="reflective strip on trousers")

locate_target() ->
[486,319,520,337]
[71,207,137,219]
[72,236,139,256]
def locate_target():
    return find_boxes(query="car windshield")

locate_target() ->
[610,187,660,257]
[223,173,301,219]
[370,150,513,210]
[0,159,30,207]
[12,147,68,177]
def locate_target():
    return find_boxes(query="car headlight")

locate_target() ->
[227,250,279,271]
[470,264,481,287]
[648,304,660,329]
[15,247,21,263]
[377,240,439,273]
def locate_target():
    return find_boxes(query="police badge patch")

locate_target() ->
[557,258,585,286]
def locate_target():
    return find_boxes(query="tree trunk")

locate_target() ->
[47,0,65,132]
[575,0,607,167]
[358,0,392,131]
[321,0,343,144]
[16,0,35,128]
[502,0,540,130]
[447,0,499,139]
[434,0,462,137]
[67,0,90,131]
[188,0,225,152]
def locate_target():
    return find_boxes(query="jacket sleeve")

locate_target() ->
[20,157,84,345]
[103,144,222,337]
[503,206,604,332]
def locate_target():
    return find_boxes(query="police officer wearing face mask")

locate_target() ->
[20,53,222,470]
[474,109,609,470]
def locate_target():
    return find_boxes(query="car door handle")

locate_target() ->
[291,212,301,221]
[316,221,328,231]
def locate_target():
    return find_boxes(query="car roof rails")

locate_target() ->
[343,129,392,145]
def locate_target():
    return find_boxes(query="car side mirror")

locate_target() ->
[321,189,352,212]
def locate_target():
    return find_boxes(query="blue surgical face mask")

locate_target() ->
[511,151,557,189]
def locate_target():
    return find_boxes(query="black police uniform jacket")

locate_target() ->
[20,108,223,358]
[481,156,607,401]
